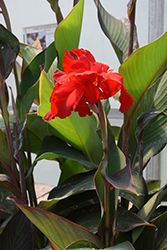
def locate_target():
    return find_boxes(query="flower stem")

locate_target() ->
[97,101,108,157]
[97,101,110,247]
[104,180,110,247]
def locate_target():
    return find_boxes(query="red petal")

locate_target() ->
[75,97,92,117]
[119,86,133,113]
[84,81,100,104]
[50,82,84,119]
[71,49,95,63]
[100,79,122,99]
[43,111,55,121]
[91,62,109,73]
[53,70,67,84]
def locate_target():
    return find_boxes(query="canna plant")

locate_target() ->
[0,0,167,249]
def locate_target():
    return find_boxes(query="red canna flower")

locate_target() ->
[43,48,133,120]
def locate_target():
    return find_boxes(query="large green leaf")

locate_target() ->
[132,184,167,243]
[40,190,97,217]
[34,135,98,169]
[58,158,84,185]
[19,42,57,121]
[63,203,155,235]
[0,174,22,200]
[120,171,148,210]
[66,241,135,249]
[48,170,95,200]
[119,32,167,126]
[0,186,17,217]
[0,24,19,80]
[19,43,41,66]
[38,70,103,164]
[55,0,84,70]
[134,212,167,250]
[127,68,167,168]
[117,207,155,233]
[0,210,33,250]
[11,197,101,250]
[94,0,138,64]
[137,184,167,222]
[22,113,51,154]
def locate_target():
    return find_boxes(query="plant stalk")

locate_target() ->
[24,130,37,206]
[97,101,110,247]
[104,181,110,247]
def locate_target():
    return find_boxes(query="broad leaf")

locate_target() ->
[119,32,167,126]
[22,113,51,154]
[48,170,95,200]
[19,43,41,69]
[134,212,167,250]
[132,184,167,243]
[146,180,161,194]
[117,207,155,233]
[58,159,84,185]
[0,210,33,250]
[136,109,167,138]
[38,70,103,164]
[0,186,17,216]
[40,190,98,216]
[19,42,57,121]
[20,50,45,97]
[120,171,148,210]
[55,0,84,70]
[94,0,138,63]
[34,135,98,170]
[0,174,22,200]
[128,68,167,168]
[66,241,135,249]
[66,203,100,234]
[10,197,101,249]
[137,184,167,221]
[105,163,138,195]
[0,24,19,80]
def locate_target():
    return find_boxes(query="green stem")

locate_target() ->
[24,130,37,206]
[27,174,37,207]
[97,101,108,157]
[52,1,63,24]
[111,188,118,246]
[138,129,144,175]
[104,181,110,247]
[97,101,110,247]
